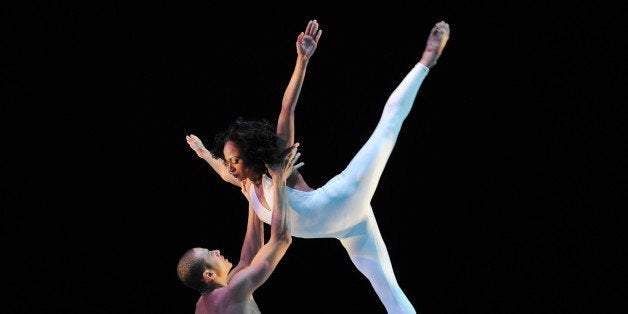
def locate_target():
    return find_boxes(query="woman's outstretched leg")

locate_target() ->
[334,21,450,314]
[339,21,451,206]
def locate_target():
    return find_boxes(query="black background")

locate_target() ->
[2,1,626,313]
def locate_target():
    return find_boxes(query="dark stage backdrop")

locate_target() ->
[2,1,626,313]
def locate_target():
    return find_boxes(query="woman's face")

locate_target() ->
[223,140,256,181]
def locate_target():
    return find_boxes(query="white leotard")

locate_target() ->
[247,63,430,314]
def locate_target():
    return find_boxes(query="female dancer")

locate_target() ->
[186,19,450,314]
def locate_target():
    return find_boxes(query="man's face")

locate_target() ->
[196,248,232,276]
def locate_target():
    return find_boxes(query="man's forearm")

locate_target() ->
[270,179,290,240]
[239,206,264,264]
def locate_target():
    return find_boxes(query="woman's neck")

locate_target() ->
[250,174,263,187]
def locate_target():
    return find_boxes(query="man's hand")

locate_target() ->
[267,143,304,181]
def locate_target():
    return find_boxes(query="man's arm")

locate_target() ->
[227,202,264,281]
[226,145,302,299]
[276,20,322,149]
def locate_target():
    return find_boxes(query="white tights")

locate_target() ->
[252,63,430,313]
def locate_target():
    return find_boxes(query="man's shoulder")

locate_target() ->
[195,294,210,313]
[195,287,258,314]
[196,290,219,313]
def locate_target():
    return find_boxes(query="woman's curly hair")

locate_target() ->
[209,117,281,180]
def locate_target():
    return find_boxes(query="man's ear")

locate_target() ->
[202,270,216,283]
